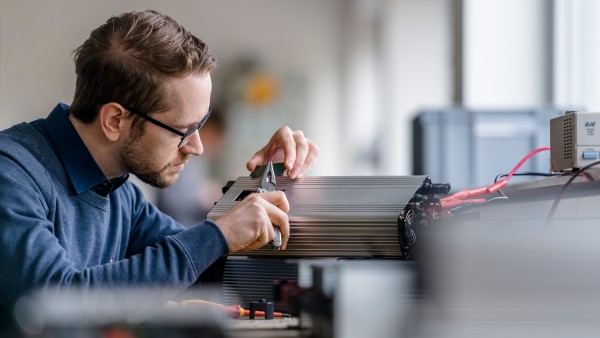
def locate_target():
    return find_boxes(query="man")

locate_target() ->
[0,9,318,325]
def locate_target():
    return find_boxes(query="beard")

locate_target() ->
[120,135,189,189]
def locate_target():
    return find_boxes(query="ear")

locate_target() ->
[98,103,128,143]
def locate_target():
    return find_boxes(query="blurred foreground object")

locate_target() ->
[419,174,600,338]
[14,287,227,338]
[272,259,415,338]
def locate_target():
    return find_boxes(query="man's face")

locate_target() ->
[120,72,212,188]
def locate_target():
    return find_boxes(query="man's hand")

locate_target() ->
[246,126,319,179]
[213,191,290,252]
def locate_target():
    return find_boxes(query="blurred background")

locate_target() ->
[0,0,597,207]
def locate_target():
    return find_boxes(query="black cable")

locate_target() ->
[545,160,600,227]
[494,172,557,183]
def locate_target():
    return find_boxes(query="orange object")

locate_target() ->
[180,300,289,319]
[245,73,278,106]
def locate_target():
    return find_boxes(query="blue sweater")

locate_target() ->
[0,104,229,321]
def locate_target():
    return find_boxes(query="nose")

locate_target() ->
[180,130,204,156]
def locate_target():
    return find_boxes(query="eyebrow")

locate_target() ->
[176,110,210,130]
[176,122,199,130]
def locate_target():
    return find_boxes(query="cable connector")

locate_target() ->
[417,181,451,195]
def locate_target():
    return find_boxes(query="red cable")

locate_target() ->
[504,146,550,181]
[439,198,488,210]
[439,146,551,211]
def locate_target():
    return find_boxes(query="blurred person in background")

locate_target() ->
[0,9,318,330]
[157,107,227,227]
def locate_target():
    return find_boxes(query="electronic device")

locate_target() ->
[207,175,444,258]
[206,175,450,313]
[550,111,600,171]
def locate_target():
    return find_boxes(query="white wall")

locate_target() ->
[463,0,552,107]
[0,0,343,175]
[0,0,454,187]
[379,0,454,175]
[554,0,600,111]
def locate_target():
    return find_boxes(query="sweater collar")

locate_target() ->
[45,103,123,194]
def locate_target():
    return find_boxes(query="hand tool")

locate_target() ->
[257,161,282,251]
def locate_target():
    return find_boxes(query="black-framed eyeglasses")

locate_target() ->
[125,106,212,148]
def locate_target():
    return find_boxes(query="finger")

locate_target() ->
[238,195,288,251]
[238,200,272,252]
[255,191,290,249]
[289,130,309,179]
[257,190,290,213]
[260,198,290,250]
[297,139,319,177]
[275,126,297,172]
[217,193,282,252]
[246,146,268,172]
[244,227,270,251]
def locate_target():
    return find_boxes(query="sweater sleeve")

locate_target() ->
[123,181,231,281]
[0,156,230,312]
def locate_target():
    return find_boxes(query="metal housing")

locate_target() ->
[207,175,428,258]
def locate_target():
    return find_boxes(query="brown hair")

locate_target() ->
[71,10,216,124]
